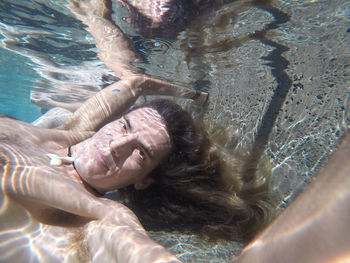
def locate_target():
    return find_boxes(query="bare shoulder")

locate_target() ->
[0,116,94,148]
[0,116,31,141]
[0,116,48,146]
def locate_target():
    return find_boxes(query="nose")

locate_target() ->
[109,134,138,167]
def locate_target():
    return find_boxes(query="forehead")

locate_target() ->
[125,107,171,151]
[126,107,165,128]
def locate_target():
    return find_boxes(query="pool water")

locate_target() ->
[0,0,349,262]
[0,48,41,122]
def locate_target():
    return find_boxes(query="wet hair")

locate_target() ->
[119,99,273,242]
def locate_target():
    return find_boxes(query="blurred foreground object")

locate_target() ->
[233,133,350,263]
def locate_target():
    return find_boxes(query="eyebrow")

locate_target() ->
[123,116,153,159]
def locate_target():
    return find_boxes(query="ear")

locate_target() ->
[134,177,154,190]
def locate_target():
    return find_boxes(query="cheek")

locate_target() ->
[123,156,144,173]
[76,143,93,167]
[120,157,151,182]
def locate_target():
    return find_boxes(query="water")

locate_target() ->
[0,48,41,121]
[0,0,349,262]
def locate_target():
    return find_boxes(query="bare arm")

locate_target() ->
[68,0,142,79]
[233,133,350,263]
[62,0,208,132]
[7,170,179,263]
[85,208,181,263]
[1,140,179,262]
[59,75,207,131]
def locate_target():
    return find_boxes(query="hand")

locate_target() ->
[84,200,181,263]
[128,74,209,106]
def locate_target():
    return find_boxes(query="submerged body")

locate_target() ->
[0,110,179,263]
[1,0,273,262]
[0,118,93,261]
[0,0,210,260]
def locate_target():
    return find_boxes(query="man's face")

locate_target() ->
[74,107,171,192]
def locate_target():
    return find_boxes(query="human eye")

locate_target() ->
[132,145,148,163]
[136,148,146,160]
[119,119,128,133]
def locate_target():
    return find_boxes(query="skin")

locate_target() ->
[60,1,350,262]
[1,0,209,261]
[233,133,350,263]
[0,115,179,263]
[73,107,171,192]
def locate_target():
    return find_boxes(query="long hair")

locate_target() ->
[119,99,273,242]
